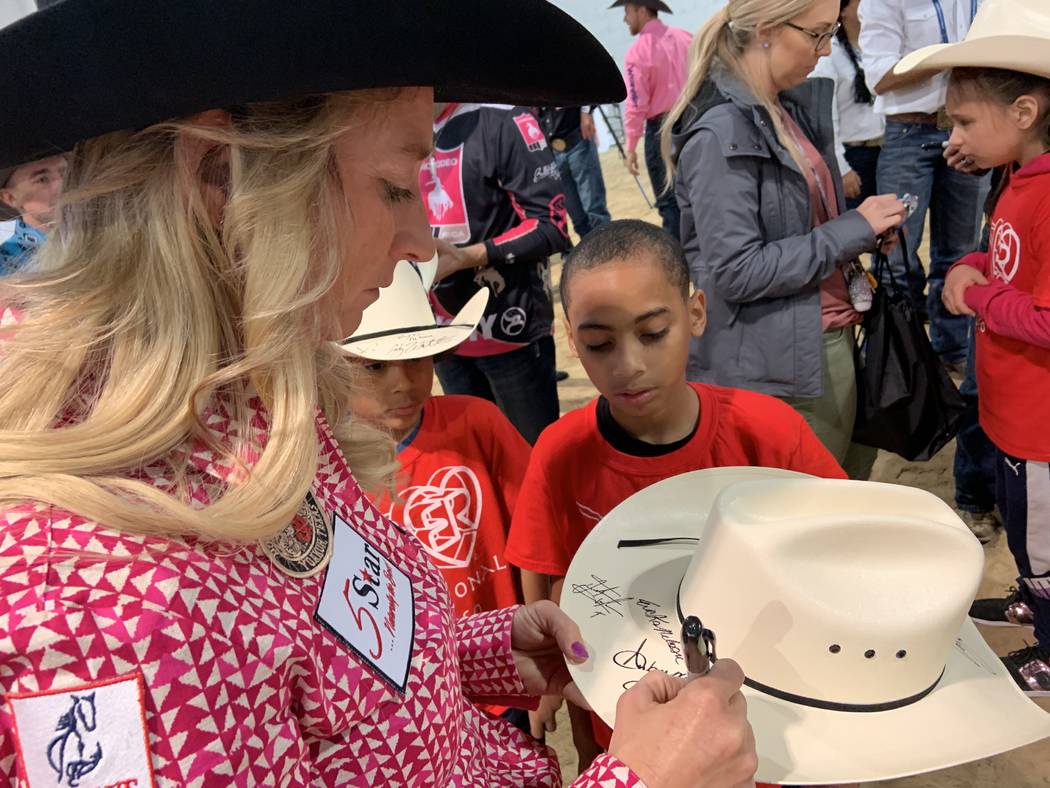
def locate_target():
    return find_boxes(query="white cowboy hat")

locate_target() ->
[562,468,1050,785]
[340,257,488,361]
[895,0,1050,79]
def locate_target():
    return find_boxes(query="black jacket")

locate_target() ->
[427,105,570,352]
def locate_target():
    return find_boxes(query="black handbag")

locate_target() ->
[851,231,967,461]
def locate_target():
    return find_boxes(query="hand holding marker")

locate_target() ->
[681,616,717,680]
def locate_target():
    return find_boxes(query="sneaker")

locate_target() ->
[961,510,1001,544]
[970,587,1035,628]
[1001,644,1050,697]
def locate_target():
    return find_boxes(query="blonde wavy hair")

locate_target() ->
[0,90,400,543]
[661,0,817,179]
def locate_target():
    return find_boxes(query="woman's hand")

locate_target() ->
[608,665,758,788]
[511,601,590,709]
[943,265,988,316]
[842,170,862,200]
[857,194,909,238]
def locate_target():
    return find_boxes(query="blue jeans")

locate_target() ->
[555,137,610,238]
[876,121,989,365]
[644,116,680,238]
[953,321,998,513]
[435,336,559,445]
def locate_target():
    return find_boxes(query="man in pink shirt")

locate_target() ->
[612,0,692,237]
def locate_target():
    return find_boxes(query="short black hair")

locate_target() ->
[560,219,690,311]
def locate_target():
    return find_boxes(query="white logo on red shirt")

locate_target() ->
[576,502,604,523]
[513,113,548,152]
[401,466,483,569]
[420,147,470,244]
[990,218,1022,283]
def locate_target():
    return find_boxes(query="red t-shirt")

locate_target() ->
[968,155,1050,461]
[369,395,529,716]
[505,382,846,579]
[507,382,844,754]
[371,395,527,617]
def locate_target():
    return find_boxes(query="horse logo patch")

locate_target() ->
[7,672,156,787]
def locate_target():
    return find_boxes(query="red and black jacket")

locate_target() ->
[424,104,570,355]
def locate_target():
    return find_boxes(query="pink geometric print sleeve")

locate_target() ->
[456,606,537,709]
[455,610,645,787]
[573,754,647,787]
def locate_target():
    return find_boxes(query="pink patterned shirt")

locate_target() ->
[0,391,642,787]
[623,19,693,153]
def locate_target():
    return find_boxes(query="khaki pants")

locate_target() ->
[781,327,877,480]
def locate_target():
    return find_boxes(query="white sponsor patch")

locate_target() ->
[315,514,415,692]
[7,673,156,788]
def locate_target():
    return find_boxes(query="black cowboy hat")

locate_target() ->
[0,0,625,171]
[608,0,674,13]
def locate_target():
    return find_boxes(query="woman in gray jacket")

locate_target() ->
[663,0,908,477]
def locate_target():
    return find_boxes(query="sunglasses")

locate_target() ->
[784,21,841,52]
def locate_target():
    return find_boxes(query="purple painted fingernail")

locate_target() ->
[572,642,589,660]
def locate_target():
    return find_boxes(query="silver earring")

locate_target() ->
[762,42,770,49]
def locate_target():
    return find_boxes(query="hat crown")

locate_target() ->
[349,259,438,341]
[967,0,1050,40]
[678,480,985,708]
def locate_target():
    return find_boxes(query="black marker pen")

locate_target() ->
[681,616,714,680]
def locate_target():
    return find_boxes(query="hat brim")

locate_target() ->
[563,467,1050,785]
[340,285,488,361]
[0,0,626,170]
[608,0,673,12]
[895,35,1050,79]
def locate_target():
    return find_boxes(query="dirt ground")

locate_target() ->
[543,151,1050,787]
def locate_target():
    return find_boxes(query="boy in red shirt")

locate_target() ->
[343,260,531,727]
[505,219,845,768]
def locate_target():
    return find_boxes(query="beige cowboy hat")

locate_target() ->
[895,0,1050,79]
[340,257,488,361]
[562,468,1050,785]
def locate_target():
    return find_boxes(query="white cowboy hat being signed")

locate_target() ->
[341,257,488,361]
[895,0,1050,80]
[562,467,1050,785]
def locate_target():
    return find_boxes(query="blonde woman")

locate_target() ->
[0,2,759,786]
[662,0,907,477]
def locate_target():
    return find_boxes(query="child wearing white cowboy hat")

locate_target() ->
[342,262,535,730]
[893,0,1050,697]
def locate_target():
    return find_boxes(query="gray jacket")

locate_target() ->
[673,69,877,398]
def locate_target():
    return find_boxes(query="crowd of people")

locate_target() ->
[0,0,1048,785]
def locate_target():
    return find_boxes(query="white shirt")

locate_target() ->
[810,38,886,176]
[858,0,980,116]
